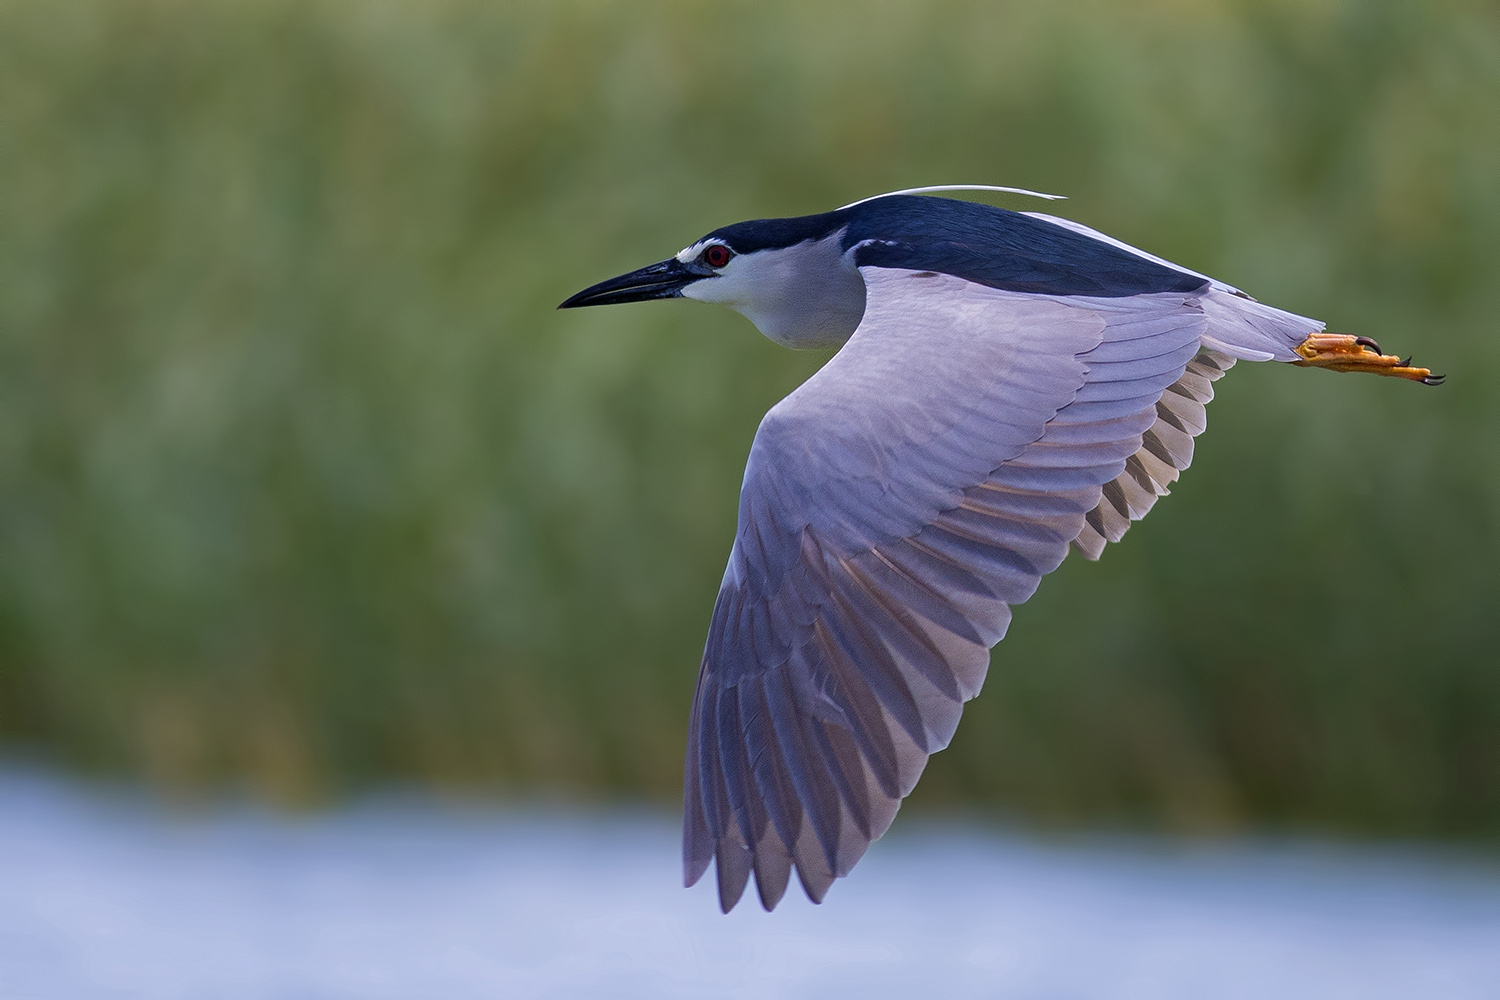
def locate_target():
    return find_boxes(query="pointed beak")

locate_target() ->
[558,257,708,309]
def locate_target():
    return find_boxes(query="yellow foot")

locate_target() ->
[1293,333,1445,385]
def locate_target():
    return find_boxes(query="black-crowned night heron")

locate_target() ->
[559,186,1442,913]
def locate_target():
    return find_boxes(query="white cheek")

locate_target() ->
[681,262,753,306]
[676,234,865,348]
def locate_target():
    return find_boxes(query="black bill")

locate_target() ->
[558,257,708,309]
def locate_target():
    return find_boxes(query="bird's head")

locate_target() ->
[559,187,1072,348]
[559,210,865,349]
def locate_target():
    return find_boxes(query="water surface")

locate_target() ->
[2,770,1496,999]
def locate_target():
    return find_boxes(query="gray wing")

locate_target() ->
[1072,348,1237,558]
[685,268,1214,911]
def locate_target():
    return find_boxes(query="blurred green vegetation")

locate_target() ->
[0,0,1496,837]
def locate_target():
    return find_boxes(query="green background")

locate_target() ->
[2,0,1496,838]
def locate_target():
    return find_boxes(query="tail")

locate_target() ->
[1200,289,1323,362]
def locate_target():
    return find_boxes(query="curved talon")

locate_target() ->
[1293,333,1440,385]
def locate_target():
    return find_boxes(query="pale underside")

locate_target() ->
[684,266,1321,912]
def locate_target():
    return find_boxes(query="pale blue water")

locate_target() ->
[1,769,1497,999]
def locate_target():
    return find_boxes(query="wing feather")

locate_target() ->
[685,269,1263,910]
[1072,349,1237,559]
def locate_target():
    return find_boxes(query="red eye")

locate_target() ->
[703,244,733,268]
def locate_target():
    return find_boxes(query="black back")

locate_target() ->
[704,196,1208,298]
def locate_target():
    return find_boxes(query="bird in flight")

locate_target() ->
[559,186,1442,912]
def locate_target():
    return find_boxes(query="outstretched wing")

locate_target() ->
[685,267,1215,911]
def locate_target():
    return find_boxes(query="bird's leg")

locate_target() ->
[1292,333,1445,385]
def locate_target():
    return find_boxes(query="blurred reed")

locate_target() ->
[0,0,1496,836]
